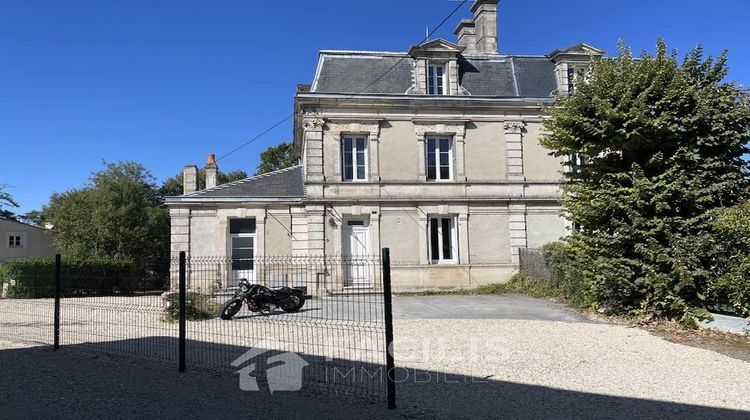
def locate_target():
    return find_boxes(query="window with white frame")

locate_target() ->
[429,216,457,263]
[427,64,446,95]
[426,137,453,181]
[342,136,368,181]
[7,233,24,249]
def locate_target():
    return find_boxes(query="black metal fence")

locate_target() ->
[0,250,396,408]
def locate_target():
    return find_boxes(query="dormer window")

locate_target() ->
[408,39,464,96]
[427,64,446,95]
[567,65,586,94]
[548,43,606,96]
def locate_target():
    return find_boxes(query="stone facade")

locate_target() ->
[166,0,604,291]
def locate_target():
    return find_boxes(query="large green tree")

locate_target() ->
[255,142,297,175]
[158,169,247,197]
[45,161,169,262]
[541,41,750,321]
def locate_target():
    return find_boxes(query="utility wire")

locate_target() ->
[216,0,469,162]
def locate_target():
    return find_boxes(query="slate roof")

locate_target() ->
[311,52,558,98]
[179,166,305,199]
[313,54,414,95]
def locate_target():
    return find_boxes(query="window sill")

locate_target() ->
[430,261,458,265]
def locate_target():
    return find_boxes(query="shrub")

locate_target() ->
[709,203,750,317]
[396,274,562,298]
[539,41,750,322]
[161,292,220,322]
[485,273,561,298]
[539,241,591,308]
[709,258,750,317]
[0,257,163,298]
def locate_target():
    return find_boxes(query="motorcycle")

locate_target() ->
[219,278,306,320]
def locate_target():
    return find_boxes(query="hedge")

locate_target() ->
[0,257,167,298]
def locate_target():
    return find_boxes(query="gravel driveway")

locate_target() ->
[1,295,749,419]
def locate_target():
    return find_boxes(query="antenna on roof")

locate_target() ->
[425,26,429,41]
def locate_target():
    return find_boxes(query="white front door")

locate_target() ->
[230,234,255,286]
[343,219,370,286]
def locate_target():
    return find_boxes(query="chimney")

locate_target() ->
[454,19,477,55]
[205,153,218,189]
[471,0,499,55]
[183,165,198,194]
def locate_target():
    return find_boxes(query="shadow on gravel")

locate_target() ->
[1,338,748,419]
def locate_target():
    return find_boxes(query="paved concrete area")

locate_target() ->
[209,294,589,323]
[393,294,590,322]
[700,313,750,335]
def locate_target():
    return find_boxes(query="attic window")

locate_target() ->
[567,65,586,94]
[427,64,446,95]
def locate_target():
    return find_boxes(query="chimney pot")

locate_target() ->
[205,153,219,189]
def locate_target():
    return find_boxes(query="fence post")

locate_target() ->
[178,251,186,373]
[381,248,396,409]
[53,254,61,351]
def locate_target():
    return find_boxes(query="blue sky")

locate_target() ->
[2,0,749,213]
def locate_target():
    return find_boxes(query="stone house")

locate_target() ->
[165,0,604,291]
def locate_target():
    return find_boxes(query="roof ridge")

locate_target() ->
[319,50,409,57]
[182,165,303,197]
[0,217,50,230]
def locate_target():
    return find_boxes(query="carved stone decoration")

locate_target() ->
[326,120,381,140]
[303,115,325,131]
[503,121,526,134]
[413,121,466,139]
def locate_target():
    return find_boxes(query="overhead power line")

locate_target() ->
[216,0,469,163]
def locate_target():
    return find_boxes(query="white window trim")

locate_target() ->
[429,215,458,264]
[7,232,25,249]
[425,137,454,182]
[341,135,369,181]
[427,63,447,95]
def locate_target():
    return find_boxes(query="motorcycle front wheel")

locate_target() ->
[219,297,243,320]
